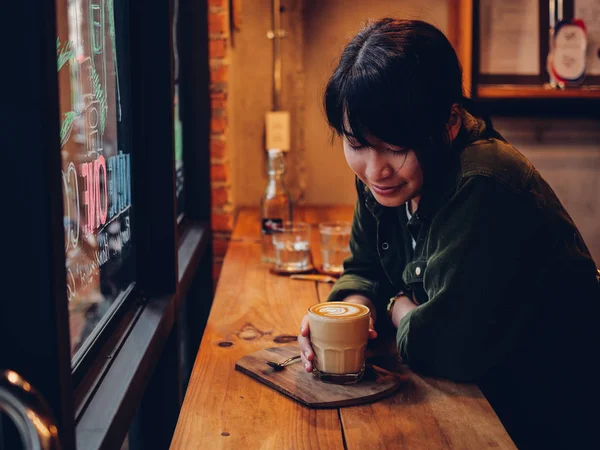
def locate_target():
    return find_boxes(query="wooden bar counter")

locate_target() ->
[170,206,516,449]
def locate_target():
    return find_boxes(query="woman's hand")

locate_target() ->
[389,294,418,328]
[297,295,378,373]
[298,314,315,372]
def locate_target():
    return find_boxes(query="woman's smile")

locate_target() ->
[342,135,423,207]
[370,183,403,196]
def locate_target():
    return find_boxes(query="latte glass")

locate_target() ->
[308,302,370,384]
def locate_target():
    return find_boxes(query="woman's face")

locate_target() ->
[343,135,423,208]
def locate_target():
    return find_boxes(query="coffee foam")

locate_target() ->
[309,302,369,319]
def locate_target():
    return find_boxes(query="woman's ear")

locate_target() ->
[447,105,462,142]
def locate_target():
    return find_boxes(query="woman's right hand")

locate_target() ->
[298,314,314,372]
[297,295,378,373]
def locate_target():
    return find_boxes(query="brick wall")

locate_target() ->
[208,0,234,283]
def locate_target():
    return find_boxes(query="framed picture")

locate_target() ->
[475,0,600,87]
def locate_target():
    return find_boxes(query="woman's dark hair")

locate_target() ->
[324,18,473,175]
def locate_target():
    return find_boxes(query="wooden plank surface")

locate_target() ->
[231,205,354,242]
[447,0,473,97]
[230,207,261,242]
[170,242,344,449]
[340,374,515,450]
[478,84,600,99]
[235,345,401,408]
[314,225,515,449]
[173,207,516,449]
[317,283,333,304]
[233,205,354,273]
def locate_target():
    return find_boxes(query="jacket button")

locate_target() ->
[381,242,389,250]
[415,267,421,276]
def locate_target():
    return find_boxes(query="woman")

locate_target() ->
[298,18,599,449]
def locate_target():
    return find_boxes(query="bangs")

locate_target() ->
[322,17,466,178]
[324,60,433,150]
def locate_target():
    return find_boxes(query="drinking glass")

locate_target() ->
[308,301,371,384]
[319,221,351,274]
[272,222,312,272]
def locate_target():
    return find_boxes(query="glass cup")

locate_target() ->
[272,222,312,272]
[308,301,371,384]
[318,221,351,274]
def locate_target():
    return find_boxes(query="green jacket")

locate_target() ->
[328,112,599,449]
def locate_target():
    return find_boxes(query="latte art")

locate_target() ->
[319,306,351,316]
[309,302,369,319]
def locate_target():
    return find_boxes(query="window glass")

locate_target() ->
[56,0,134,360]
[173,0,184,221]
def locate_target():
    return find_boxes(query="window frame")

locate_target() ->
[1,0,212,449]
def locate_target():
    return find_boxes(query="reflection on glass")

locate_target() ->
[174,86,184,220]
[56,0,134,359]
[173,0,184,220]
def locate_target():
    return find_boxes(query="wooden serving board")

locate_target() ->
[235,345,402,408]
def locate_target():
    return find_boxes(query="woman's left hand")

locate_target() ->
[390,294,418,328]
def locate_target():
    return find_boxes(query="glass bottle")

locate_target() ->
[261,148,292,263]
